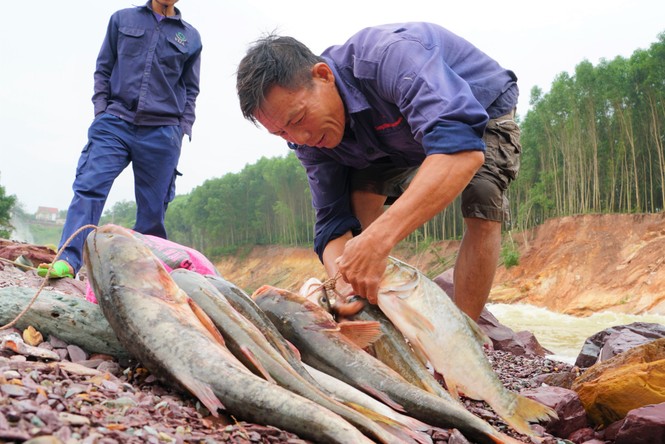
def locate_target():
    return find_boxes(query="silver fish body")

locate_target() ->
[171,268,421,444]
[253,285,521,444]
[302,278,453,401]
[204,274,309,380]
[378,257,558,437]
[84,224,374,444]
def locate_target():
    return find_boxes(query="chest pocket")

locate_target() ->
[118,27,146,57]
[161,37,189,75]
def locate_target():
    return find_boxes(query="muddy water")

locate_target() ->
[486,303,665,364]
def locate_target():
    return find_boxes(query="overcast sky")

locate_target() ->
[2,0,664,214]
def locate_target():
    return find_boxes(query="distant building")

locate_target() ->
[35,206,58,222]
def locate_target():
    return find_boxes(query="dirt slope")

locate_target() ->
[215,213,665,316]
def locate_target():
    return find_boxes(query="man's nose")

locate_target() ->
[284,128,311,145]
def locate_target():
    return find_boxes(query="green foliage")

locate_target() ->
[29,223,63,247]
[501,242,520,269]
[99,200,137,229]
[0,179,17,239]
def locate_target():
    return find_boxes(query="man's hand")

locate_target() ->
[335,230,391,304]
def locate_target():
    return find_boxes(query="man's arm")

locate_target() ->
[91,16,117,117]
[335,150,484,303]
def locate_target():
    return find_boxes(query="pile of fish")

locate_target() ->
[84,224,556,444]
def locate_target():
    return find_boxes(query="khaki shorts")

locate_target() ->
[350,109,521,222]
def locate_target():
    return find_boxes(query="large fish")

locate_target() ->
[252,284,523,444]
[204,274,309,381]
[376,257,558,437]
[303,362,433,437]
[83,224,374,444]
[171,269,427,444]
[302,277,454,401]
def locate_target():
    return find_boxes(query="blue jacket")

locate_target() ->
[289,22,518,260]
[92,1,202,137]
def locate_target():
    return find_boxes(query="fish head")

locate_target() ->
[379,257,421,297]
[253,284,341,337]
[300,277,337,314]
[84,224,191,309]
[300,277,368,320]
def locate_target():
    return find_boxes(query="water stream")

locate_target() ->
[486,303,665,364]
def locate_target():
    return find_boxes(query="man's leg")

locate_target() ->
[57,114,131,273]
[132,124,182,238]
[453,217,502,320]
[455,108,521,320]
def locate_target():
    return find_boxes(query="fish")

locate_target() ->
[204,274,310,380]
[83,224,375,444]
[302,277,454,401]
[171,268,429,444]
[253,284,524,444]
[376,256,558,437]
[303,362,433,441]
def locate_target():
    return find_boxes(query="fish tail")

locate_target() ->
[375,422,433,444]
[500,393,558,437]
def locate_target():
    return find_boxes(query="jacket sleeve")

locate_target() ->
[293,145,361,262]
[91,15,118,117]
[178,40,202,139]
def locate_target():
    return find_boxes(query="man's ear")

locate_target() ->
[312,62,335,83]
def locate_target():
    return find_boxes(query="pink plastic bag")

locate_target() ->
[85,231,219,304]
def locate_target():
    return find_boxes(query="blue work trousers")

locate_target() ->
[59,113,183,273]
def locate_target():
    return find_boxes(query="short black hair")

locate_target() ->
[236,33,323,124]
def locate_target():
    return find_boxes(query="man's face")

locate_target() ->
[254,63,346,149]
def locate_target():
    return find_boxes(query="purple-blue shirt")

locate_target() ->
[92,1,202,137]
[289,22,518,260]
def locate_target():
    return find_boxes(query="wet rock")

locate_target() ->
[599,329,652,362]
[567,427,596,443]
[572,338,665,426]
[614,403,665,444]
[520,386,589,439]
[575,322,665,368]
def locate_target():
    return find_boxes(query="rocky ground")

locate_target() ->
[0,245,576,444]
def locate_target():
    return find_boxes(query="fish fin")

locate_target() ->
[251,284,275,300]
[182,379,225,417]
[395,300,435,331]
[240,345,277,384]
[462,312,493,348]
[347,402,430,433]
[186,297,226,346]
[337,320,383,349]
[285,339,303,360]
[486,430,530,444]
[359,384,407,413]
[498,393,558,438]
[303,314,339,331]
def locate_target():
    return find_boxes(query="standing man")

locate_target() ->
[39,0,202,279]
[236,23,520,320]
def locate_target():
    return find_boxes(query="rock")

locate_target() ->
[433,268,551,357]
[478,308,551,356]
[520,386,589,439]
[566,427,596,443]
[614,402,665,444]
[572,338,665,426]
[575,322,665,368]
[599,329,652,362]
